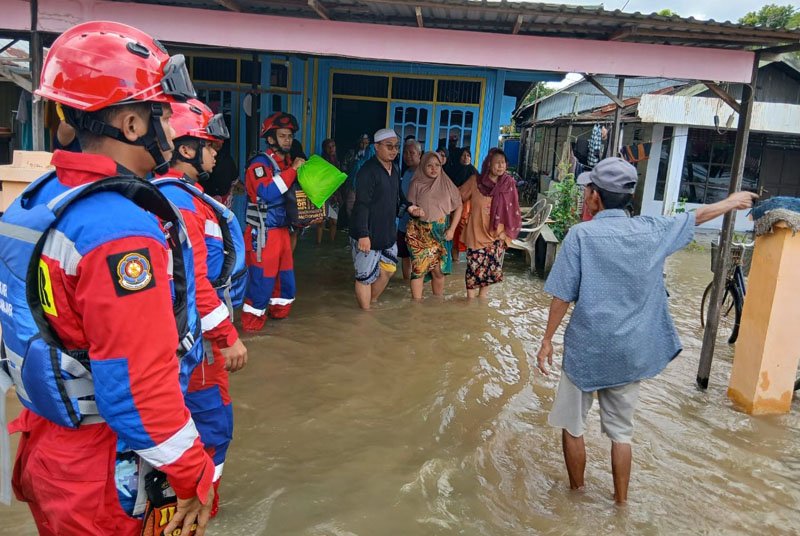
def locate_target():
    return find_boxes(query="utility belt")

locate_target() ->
[114,454,197,536]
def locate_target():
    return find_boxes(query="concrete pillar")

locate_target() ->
[728,222,800,414]
[660,125,687,216]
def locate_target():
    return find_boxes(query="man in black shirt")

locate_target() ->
[349,128,419,309]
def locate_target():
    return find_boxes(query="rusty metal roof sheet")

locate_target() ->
[109,0,800,50]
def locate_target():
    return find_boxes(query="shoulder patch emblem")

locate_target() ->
[254,166,266,178]
[106,249,156,296]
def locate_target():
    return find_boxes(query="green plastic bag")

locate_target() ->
[296,155,348,209]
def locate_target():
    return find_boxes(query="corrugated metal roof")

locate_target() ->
[108,0,800,50]
[0,39,31,91]
[528,76,685,122]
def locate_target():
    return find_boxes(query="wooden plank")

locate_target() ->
[415,6,423,28]
[214,0,241,12]
[584,74,626,108]
[512,14,523,35]
[703,81,742,114]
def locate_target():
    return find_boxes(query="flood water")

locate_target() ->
[3,233,799,535]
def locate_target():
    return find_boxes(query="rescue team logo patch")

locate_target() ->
[106,248,156,297]
[38,259,58,317]
[254,166,266,178]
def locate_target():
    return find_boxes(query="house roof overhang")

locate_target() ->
[4,0,795,85]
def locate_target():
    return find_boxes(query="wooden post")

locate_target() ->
[251,52,260,155]
[610,77,625,156]
[30,0,45,151]
[696,55,759,389]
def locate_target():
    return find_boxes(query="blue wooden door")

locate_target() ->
[390,103,434,152]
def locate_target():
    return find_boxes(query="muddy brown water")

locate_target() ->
[2,235,799,535]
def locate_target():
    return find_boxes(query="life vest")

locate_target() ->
[152,177,246,310]
[0,172,203,429]
[245,152,290,230]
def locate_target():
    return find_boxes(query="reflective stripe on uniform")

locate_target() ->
[213,462,224,482]
[201,303,229,332]
[242,303,266,317]
[42,229,83,276]
[135,418,200,468]
[204,220,222,240]
[273,174,288,194]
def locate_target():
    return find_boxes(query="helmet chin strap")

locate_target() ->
[174,139,209,183]
[65,102,172,176]
[265,132,289,155]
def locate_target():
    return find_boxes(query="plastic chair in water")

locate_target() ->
[509,202,552,271]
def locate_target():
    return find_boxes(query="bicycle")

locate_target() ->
[699,237,754,344]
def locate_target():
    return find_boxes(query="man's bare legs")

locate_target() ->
[562,430,632,504]
[355,269,393,310]
[611,441,631,504]
[355,281,372,310]
[371,268,392,302]
[562,429,586,490]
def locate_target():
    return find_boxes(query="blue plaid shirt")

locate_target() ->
[544,210,695,391]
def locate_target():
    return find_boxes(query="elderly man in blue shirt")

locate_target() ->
[537,157,757,504]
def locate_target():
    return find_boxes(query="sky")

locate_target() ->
[541,0,784,22]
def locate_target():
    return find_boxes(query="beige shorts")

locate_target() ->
[547,371,640,444]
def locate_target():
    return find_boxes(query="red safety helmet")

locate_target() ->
[36,20,196,111]
[260,112,299,138]
[170,99,230,142]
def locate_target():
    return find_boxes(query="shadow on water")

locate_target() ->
[2,232,799,535]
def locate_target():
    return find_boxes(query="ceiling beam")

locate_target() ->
[584,74,626,107]
[415,6,423,28]
[214,0,241,12]
[308,0,330,20]
[512,14,523,35]
[702,82,742,114]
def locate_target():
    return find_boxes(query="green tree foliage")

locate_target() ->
[547,173,582,241]
[739,4,800,29]
[657,9,676,16]
[523,82,557,106]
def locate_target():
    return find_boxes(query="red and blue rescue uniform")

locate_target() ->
[242,148,297,331]
[2,151,213,535]
[155,170,243,515]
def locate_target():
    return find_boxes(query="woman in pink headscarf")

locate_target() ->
[405,152,463,299]
[458,148,522,298]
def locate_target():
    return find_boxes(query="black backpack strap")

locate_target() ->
[26,175,192,358]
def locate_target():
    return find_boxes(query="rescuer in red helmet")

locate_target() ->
[241,111,305,331]
[3,21,215,535]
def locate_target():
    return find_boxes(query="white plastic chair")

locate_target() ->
[509,202,552,271]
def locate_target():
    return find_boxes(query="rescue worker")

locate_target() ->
[155,99,248,517]
[241,112,305,331]
[0,21,214,535]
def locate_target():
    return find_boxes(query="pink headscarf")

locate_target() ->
[477,148,522,240]
[407,152,462,222]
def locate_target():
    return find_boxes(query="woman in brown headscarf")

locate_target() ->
[458,148,522,298]
[405,152,463,299]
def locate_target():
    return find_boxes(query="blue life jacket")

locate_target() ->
[0,172,204,429]
[244,153,289,229]
[153,177,246,309]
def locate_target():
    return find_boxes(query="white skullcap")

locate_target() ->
[374,128,398,143]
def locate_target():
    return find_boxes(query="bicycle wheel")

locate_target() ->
[700,282,738,343]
